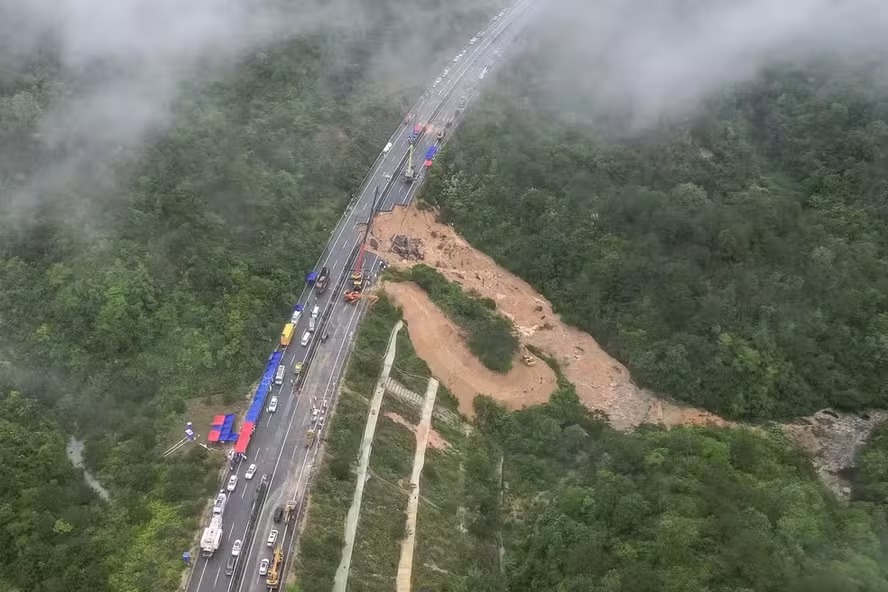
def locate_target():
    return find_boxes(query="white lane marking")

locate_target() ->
[202,8,534,592]
[193,556,210,591]
[225,376,315,592]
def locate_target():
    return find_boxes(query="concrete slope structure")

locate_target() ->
[396,378,440,592]
[183,2,540,591]
[332,321,403,592]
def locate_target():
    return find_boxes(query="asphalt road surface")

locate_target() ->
[184,2,539,591]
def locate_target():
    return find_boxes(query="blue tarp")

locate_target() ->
[245,350,283,423]
[425,146,438,159]
[294,303,304,312]
[218,414,237,442]
[306,271,318,283]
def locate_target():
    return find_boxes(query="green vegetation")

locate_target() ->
[423,51,888,420]
[294,295,402,589]
[388,264,519,373]
[392,315,434,397]
[0,391,108,592]
[427,389,888,591]
[293,388,366,590]
[855,422,888,505]
[412,422,473,590]
[348,395,415,592]
[0,0,499,586]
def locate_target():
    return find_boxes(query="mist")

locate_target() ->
[0,0,495,221]
[533,0,888,131]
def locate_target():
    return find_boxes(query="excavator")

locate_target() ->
[521,345,537,367]
[266,546,283,589]
[344,187,381,304]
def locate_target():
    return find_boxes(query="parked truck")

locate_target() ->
[281,323,295,347]
[200,515,224,557]
[284,500,297,523]
[212,491,227,516]
[314,266,330,294]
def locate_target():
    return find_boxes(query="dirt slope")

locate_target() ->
[371,204,728,430]
[384,281,558,417]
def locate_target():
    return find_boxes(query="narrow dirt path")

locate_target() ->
[333,321,403,592]
[396,377,440,592]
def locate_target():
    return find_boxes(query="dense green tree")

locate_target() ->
[459,392,888,592]
[0,0,499,588]
[423,51,888,420]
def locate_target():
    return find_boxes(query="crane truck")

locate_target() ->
[344,187,380,303]
[403,142,416,183]
[200,515,223,557]
[199,490,228,557]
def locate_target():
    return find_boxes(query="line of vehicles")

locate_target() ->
[190,5,524,588]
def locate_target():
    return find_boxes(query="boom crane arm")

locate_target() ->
[345,186,380,301]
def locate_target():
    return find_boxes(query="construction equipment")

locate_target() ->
[344,187,380,303]
[266,546,283,589]
[200,515,223,557]
[284,500,297,523]
[521,346,536,367]
[315,266,330,294]
[403,141,416,183]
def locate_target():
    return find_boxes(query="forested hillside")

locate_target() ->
[424,43,888,420]
[0,0,498,589]
[455,390,888,591]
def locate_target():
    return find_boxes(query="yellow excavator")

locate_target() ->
[266,546,283,589]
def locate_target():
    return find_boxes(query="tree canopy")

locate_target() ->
[0,0,498,588]
[423,54,888,420]
[453,388,888,592]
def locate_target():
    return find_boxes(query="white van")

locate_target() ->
[291,310,301,325]
[308,317,316,332]
[383,142,393,154]
[274,364,285,385]
[311,305,320,319]
[300,331,311,346]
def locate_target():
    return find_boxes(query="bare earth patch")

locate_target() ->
[384,411,451,451]
[372,204,728,430]
[383,282,559,418]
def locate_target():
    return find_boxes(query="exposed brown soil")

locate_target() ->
[371,204,728,430]
[384,411,451,451]
[383,282,559,418]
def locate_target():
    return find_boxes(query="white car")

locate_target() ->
[291,310,301,324]
[442,68,450,77]
[227,475,238,492]
[267,529,278,547]
[268,396,278,413]
[232,539,242,556]
[469,37,477,44]
[244,463,257,480]
[259,558,269,576]
[453,55,460,62]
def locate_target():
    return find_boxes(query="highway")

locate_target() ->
[184,2,539,591]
